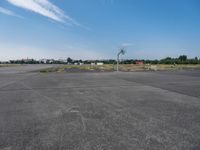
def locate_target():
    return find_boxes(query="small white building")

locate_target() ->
[49,59,54,64]
[97,62,104,66]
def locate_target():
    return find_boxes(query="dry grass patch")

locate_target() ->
[40,64,200,73]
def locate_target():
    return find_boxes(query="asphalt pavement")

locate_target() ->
[0,65,200,150]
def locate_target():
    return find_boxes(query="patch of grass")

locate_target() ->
[39,67,59,73]
[40,65,115,73]
[39,64,200,73]
[61,65,115,72]
[119,64,200,71]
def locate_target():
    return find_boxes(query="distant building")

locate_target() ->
[91,63,95,66]
[97,62,104,66]
[48,59,54,64]
[135,60,144,65]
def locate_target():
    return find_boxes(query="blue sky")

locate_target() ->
[0,0,200,60]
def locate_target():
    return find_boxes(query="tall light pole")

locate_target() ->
[117,48,125,72]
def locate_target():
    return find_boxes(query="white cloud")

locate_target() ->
[6,0,78,25]
[0,6,22,18]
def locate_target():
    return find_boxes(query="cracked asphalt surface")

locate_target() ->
[0,65,200,150]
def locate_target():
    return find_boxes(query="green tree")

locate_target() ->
[178,55,187,61]
[67,57,73,63]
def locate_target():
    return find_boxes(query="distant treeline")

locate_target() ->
[1,55,200,65]
[123,55,200,65]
